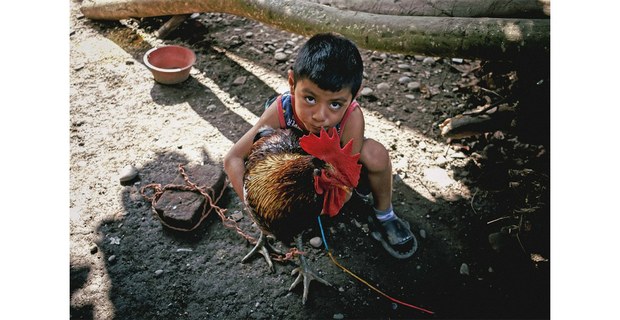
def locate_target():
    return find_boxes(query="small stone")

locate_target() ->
[393,157,407,171]
[244,32,254,38]
[393,173,403,183]
[206,104,217,112]
[398,76,412,84]
[370,54,384,61]
[90,245,98,254]
[232,76,247,86]
[249,46,263,55]
[450,151,467,159]
[436,156,448,167]
[419,229,427,239]
[407,81,421,91]
[230,211,244,222]
[405,94,415,100]
[125,60,134,65]
[274,52,288,62]
[360,87,374,96]
[119,165,139,182]
[422,57,436,65]
[108,255,116,263]
[309,237,323,248]
[451,58,464,63]
[155,269,164,277]
[428,86,441,96]
[376,82,391,90]
[460,263,470,275]
[333,313,344,320]
[397,63,411,70]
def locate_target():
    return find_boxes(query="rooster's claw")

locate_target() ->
[289,265,332,304]
[242,232,282,273]
[288,234,332,304]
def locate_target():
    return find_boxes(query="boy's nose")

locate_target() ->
[312,105,327,122]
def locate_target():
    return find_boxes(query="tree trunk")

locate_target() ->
[307,0,551,18]
[80,0,549,60]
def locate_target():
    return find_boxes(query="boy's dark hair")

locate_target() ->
[292,33,363,97]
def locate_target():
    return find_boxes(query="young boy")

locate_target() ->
[224,32,417,259]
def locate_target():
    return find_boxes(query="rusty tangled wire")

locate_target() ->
[139,164,302,262]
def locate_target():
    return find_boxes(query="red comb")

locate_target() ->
[299,127,362,187]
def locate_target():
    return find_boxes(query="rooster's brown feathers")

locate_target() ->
[243,127,361,242]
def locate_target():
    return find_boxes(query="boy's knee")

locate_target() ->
[361,139,391,171]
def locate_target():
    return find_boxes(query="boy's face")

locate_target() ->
[288,71,355,135]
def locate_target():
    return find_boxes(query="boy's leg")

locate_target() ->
[358,139,417,259]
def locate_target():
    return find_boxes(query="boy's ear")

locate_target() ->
[287,70,295,92]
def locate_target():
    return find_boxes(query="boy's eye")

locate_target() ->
[329,102,343,110]
[304,96,316,104]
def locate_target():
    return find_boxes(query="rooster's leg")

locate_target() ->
[242,232,282,272]
[288,232,332,304]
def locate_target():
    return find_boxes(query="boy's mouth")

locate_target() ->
[309,125,329,134]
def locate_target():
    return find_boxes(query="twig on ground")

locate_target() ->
[415,175,435,198]
[487,216,512,225]
[470,188,479,215]
[478,86,504,99]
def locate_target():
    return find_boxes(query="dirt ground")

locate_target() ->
[69,0,550,319]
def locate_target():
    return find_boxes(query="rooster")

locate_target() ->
[241,126,362,304]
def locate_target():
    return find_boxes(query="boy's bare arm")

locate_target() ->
[340,106,365,155]
[223,100,281,202]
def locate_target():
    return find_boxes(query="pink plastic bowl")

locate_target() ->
[143,45,196,85]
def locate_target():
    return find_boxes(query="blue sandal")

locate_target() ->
[369,215,418,259]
